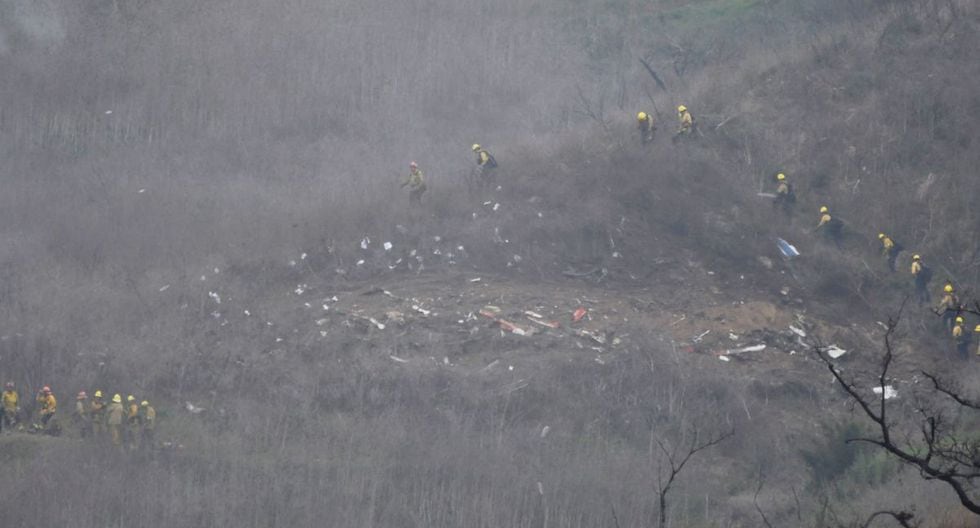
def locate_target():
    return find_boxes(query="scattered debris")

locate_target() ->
[208,291,221,304]
[826,345,847,359]
[723,344,766,356]
[572,307,588,322]
[872,385,898,400]
[777,238,800,258]
[390,355,409,363]
[692,330,711,343]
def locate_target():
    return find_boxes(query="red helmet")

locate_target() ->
[42,386,51,393]
[409,161,418,169]
[77,391,87,400]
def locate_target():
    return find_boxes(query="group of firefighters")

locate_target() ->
[400,106,694,207]
[0,382,157,448]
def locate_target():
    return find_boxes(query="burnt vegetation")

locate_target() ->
[0,0,979,526]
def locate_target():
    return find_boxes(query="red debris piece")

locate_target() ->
[572,307,587,322]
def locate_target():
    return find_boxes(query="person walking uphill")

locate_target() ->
[1,382,18,433]
[36,386,56,430]
[878,233,902,272]
[401,162,426,208]
[140,400,156,449]
[773,173,795,214]
[472,144,498,191]
[952,317,970,359]
[126,395,140,450]
[75,391,91,438]
[673,105,695,142]
[637,112,656,145]
[910,255,931,305]
[106,394,125,446]
[814,206,843,248]
[89,390,106,438]
[937,283,960,332]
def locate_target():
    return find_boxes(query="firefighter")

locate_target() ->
[1,382,18,433]
[877,233,902,272]
[472,144,498,190]
[937,283,960,332]
[75,391,91,438]
[910,255,930,305]
[975,324,980,357]
[814,206,843,247]
[637,112,655,145]
[141,400,156,449]
[773,173,795,213]
[401,162,426,208]
[953,317,970,359]
[106,394,125,446]
[36,386,56,430]
[89,390,106,438]
[673,105,694,142]
[126,395,140,450]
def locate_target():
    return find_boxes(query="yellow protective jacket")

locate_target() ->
[938,292,958,312]
[817,213,832,228]
[776,181,790,195]
[476,149,491,167]
[127,403,140,425]
[143,406,156,429]
[39,394,56,415]
[404,168,425,190]
[106,402,125,425]
[881,236,894,255]
[90,399,105,418]
[678,110,693,132]
[910,261,922,276]
[2,390,17,412]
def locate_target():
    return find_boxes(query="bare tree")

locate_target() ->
[816,307,980,518]
[654,427,734,528]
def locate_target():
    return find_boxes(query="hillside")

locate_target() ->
[0,0,979,526]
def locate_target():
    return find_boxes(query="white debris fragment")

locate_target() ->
[483,201,492,206]
[383,242,393,251]
[612,251,621,258]
[826,346,847,359]
[789,325,807,338]
[470,278,482,283]
[390,355,409,363]
[492,203,500,211]
[138,188,146,194]
[719,356,731,362]
[158,285,170,292]
[433,236,441,242]
[276,337,283,343]
[315,318,328,326]
[208,291,221,304]
[725,344,766,355]
[537,212,543,218]
[301,253,307,260]
[872,385,898,399]
[443,357,450,365]
[304,303,311,308]
[508,365,514,371]
[243,310,251,316]
[728,332,739,341]
[105,110,113,115]
[294,284,307,295]
[210,311,221,319]
[777,238,800,258]
[288,260,297,267]
[368,318,385,330]
[692,330,711,343]
[512,254,522,263]
[200,275,206,281]
[213,267,220,274]
[540,426,550,438]
[319,330,328,337]
[457,245,465,252]
[356,260,365,266]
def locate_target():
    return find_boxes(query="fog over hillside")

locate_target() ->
[0,1,979,526]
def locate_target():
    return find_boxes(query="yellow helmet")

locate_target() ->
[677,105,687,113]
[945,284,954,293]
[878,233,885,239]
[956,316,964,324]
[975,325,980,332]
[471,144,480,152]
[141,400,149,407]
[112,394,122,403]
[776,173,785,181]
[819,206,828,214]
[912,254,920,261]
[637,111,647,121]
[127,395,135,402]
[94,390,103,398]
